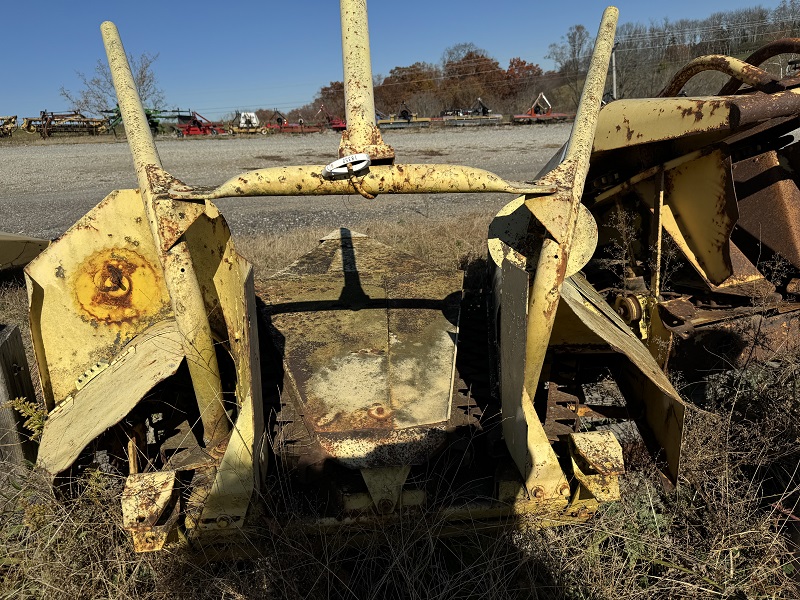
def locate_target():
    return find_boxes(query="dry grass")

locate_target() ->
[234,211,492,280]
[1,216,799,599]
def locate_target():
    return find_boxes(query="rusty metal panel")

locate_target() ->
[121,471,180,552]
[36,319,184,476]
[495,257,569,498]
[0,232,49,271]
[707,242,774,297]
[25,189,173,409]
[569,431,625,502]
[734,149,800,268]
[558,275,686,480]
[263,233,460,469]
[652,149,736,285]
[597,149,737,286]
[195,258,264,533]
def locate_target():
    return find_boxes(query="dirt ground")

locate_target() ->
[0,125,570,240]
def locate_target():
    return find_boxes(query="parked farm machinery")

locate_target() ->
[101,106,164,136]
[260,109,323,133]
[437,97,503,126]
[376,102,431,129]
[160,110,226,136]
[512,92,574,124]
[100,107,226,137]
[314,104,347,131]
[8,1,800,557]
[0,116,17,137]
[227,110,266,134]
[19,111,109,138]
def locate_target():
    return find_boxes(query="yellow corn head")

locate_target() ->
[18,1,800,554]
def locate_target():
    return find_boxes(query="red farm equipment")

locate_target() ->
[512,93,574,125]
[314,104,346,131]
[262,109,323,134]
[167,110,227,137]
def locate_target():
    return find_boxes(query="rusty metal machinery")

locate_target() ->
[0,115,17,137]
[0,232,49,271]
[512,93,574,125]
[20,111,110,138]
[436,97,503,127]
[26,0,800,555]
[576,39,800,374]
[376,102,432,130]
[20,3,653,554]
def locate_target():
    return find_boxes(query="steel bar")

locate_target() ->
[660,55,779,97]
[171,164,556,200]
[338,0,394,162]
[101,22,229,446]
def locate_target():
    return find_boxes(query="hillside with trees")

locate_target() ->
[279,0,800,123]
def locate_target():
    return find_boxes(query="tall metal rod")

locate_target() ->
[338,0,394,162]
[521,6,619,467]
[101,22,229,446]
[651,170,664,299]
[100,22,161,190]
[612,43,618,100]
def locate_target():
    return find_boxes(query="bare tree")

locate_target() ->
[441,42,487,67]
[546,24,593,108]
[60,53,166,116]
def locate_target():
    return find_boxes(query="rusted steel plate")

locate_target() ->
[734,149,800,268]
[553,274,687,481]
[597,149,737,286]
[569,431,624,502]
[36,319,184,476]
[707,242,774,298]
[25,189,173,408]
[0,232,49,271]
[262,232,461,468]
[121,471,180,552]
[658,149,737,285]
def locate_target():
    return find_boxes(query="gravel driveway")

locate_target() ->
[0,125,571,239]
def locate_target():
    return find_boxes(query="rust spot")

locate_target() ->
[367,403,392,420]
[74,248,165,325]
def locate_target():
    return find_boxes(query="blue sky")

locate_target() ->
[2,1,788,120]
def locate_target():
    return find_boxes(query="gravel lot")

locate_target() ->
[0,124,571,239]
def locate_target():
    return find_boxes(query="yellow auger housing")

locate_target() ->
[35,2,799,554]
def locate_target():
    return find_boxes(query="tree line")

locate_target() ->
[61,1,800,123]
[290,0,800,122]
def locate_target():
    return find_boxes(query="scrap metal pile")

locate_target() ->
[5,1,800,555]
